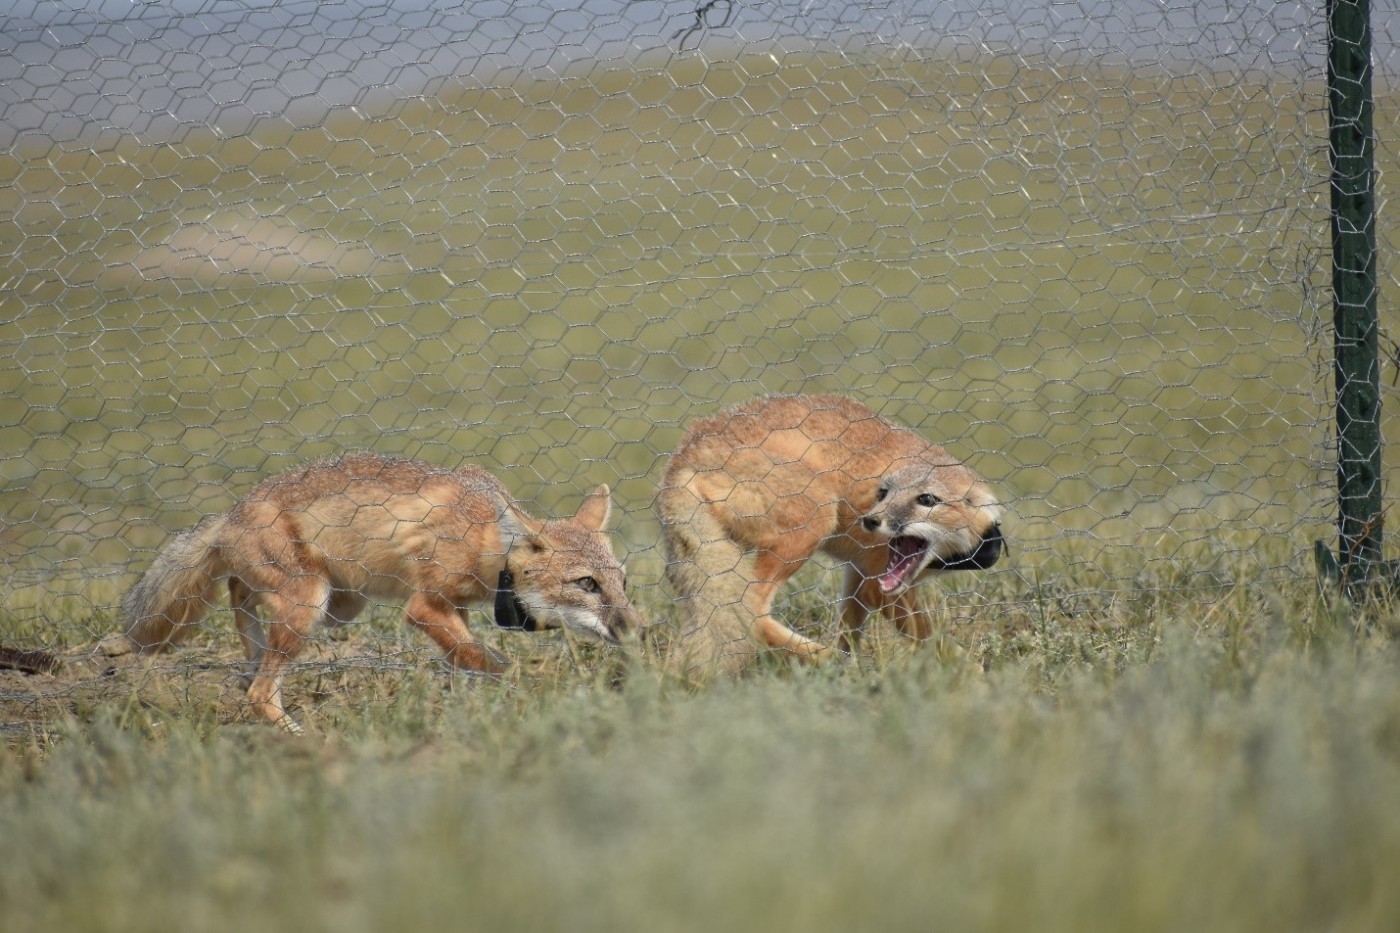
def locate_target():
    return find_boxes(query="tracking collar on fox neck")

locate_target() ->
[494,567,539,632]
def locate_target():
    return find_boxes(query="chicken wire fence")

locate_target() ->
[0,1,1390,695]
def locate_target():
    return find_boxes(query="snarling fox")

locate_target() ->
[657,394,1002,676]
[121,453,642,731]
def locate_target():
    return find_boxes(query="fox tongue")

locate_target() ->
[879,536,928,593]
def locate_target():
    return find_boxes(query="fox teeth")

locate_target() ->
[879,536,929,593]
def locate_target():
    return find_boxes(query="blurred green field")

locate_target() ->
[0,51,1335,604]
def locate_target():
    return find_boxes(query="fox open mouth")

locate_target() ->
[878,536,931,593]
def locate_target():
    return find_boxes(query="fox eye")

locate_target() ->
[874,486,888,503]
[575,576,599,593]
[916,493,942,508]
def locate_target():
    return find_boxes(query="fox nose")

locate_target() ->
[609,602,647,640]
[862,515,881,532]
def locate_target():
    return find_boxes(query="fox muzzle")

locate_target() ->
[608,603,646,642]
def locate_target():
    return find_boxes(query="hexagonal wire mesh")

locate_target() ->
[0,1,1388,719]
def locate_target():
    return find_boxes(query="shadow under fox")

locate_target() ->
[122,453,642,731]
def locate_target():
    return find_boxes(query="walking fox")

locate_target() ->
[658,394,1003,676]
[122,453,642,731]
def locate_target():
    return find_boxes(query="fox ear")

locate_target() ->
[497,497,544,546]
[574,484,612,532]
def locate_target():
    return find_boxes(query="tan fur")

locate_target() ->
[657,394,1003,677]
[122,453,642,731]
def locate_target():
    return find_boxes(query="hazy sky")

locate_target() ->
[0,0,1384,144]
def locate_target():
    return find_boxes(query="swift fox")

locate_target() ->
[658,394,1003,675]
[121,453,642,731]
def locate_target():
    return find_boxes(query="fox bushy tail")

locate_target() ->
[659,484,763,680]
[122,514,230,653]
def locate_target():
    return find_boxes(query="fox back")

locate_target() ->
[226,454,511,601]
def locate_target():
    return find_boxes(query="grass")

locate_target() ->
[3,541,1400,932]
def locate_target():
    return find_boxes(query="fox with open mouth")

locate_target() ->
[658,394,1004,677]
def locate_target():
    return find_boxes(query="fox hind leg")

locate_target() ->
[750,545,831,663]
[243,574,330,733]
[230,577,268,688]
[661,489,763,677]
[662,495,832,676]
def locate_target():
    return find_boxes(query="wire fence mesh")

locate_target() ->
[0,1,1390,715]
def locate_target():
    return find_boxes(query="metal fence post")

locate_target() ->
[1329,0,1382,591]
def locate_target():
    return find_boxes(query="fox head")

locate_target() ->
[495,486,644,645]
[859,462,1004,594]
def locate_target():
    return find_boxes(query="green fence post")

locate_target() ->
[1329,0,1382,593]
